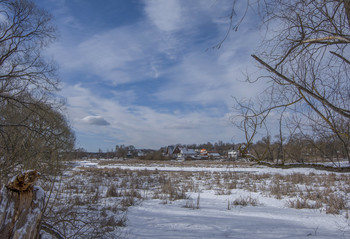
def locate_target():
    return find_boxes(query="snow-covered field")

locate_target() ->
[125,195,347,239]
[115,162,350,238]
[43,160,350,238]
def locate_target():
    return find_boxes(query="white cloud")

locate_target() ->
[48,22,179,86]
[82,116,110,126]
[153,52,253,107]
[62,84,238,150]
[144,0,183,32]
[46,0,248,88]
[150,18,265,107]
[46,0,268,151]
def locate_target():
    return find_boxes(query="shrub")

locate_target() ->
[106,184,120,197]
[232,196,259,207]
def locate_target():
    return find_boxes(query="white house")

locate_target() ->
[177,148,196,160]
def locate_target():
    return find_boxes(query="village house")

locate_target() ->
[177,147,196,160]
[208,152,221,159]
[200,148,208,156]
[165,145,222,160]
[165,145,181,158]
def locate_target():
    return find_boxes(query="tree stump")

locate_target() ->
[0,171,45,239]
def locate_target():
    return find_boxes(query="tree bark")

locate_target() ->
[0,171,45,239]
[343,0,350,28]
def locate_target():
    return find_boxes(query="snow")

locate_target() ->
[76,160,99,168]
[109,162,349,238]
[34,186,45,202]
[123,192,349,239]
[98,164,341,175]
[63,160,350,238]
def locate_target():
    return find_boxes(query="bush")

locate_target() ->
[106,184,120,197]
[232,196,259,207]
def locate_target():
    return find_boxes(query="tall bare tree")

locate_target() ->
[0,0,75,184]
[0,1,78,238]
[0,0,57,99]
[233,0,350,164]
[0,95,75,183]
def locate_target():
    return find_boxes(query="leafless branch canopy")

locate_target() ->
[233,0,350,163]
[0,0,74,183]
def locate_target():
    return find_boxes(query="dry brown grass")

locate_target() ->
[97,159,254,168]
[288,198,323,210]
[42,160,350,238]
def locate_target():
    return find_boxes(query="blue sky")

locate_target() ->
[35,0,264,152]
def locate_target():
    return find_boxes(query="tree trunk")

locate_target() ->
[0,171,45,239]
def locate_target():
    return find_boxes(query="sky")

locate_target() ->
[34,0,265,152]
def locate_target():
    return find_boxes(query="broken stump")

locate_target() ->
[0,171,45,239]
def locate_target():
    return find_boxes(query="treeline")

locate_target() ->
[74,141,236,160]
[249,133,349,166]
[74,145,154,159]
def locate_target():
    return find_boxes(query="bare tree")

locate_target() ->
[232,0,350,164]
[0,0,73,184]
[0,0,57,95]
[0,95,75,184]
[0,1,76,237]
